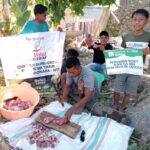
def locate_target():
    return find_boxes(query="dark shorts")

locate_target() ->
[114,74,141,96]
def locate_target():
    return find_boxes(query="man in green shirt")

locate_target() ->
[114,9,150,112]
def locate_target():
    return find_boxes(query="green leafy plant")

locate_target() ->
[1,0,30,35]
[8,0,30,26]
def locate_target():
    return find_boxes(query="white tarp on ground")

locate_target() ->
[0,101,133,150]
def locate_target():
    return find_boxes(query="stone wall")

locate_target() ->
[106,0,150,36]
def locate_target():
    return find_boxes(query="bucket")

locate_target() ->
[0,82,40,120]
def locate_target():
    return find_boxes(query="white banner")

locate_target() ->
[0,31,65,79]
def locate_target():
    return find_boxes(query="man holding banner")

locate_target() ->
[20,4,51,94]
[21,4,49,34]
[112,9,150,112]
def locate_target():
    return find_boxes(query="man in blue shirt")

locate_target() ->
[21,4,49,34]
[20,4,50,94]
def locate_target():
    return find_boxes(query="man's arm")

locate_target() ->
[65,88,92,121]
[59,84,71,106]
[62,84,70,101]
[142,48,150,55]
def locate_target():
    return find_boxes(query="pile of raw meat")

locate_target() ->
[28,122,59,148]
[3,96,33,111]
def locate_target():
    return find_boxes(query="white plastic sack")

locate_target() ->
[0,101,133,150]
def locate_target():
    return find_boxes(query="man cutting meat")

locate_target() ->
[58,57,100,121]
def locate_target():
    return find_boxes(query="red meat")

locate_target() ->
[52,117,68,126]
[3,97,33,111]
[28,122,59,148]
[43,116,55,124]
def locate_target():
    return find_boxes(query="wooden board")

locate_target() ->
[36,111,81,139]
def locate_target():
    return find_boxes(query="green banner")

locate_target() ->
[104,49,143,75]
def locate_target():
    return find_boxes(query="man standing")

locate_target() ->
[19,4,52,94]
[21,4,49,34]
[114,9,150,112]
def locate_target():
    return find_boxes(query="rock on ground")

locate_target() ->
[126,75,150,143]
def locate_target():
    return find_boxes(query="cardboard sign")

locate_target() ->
[104,49,143,75]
